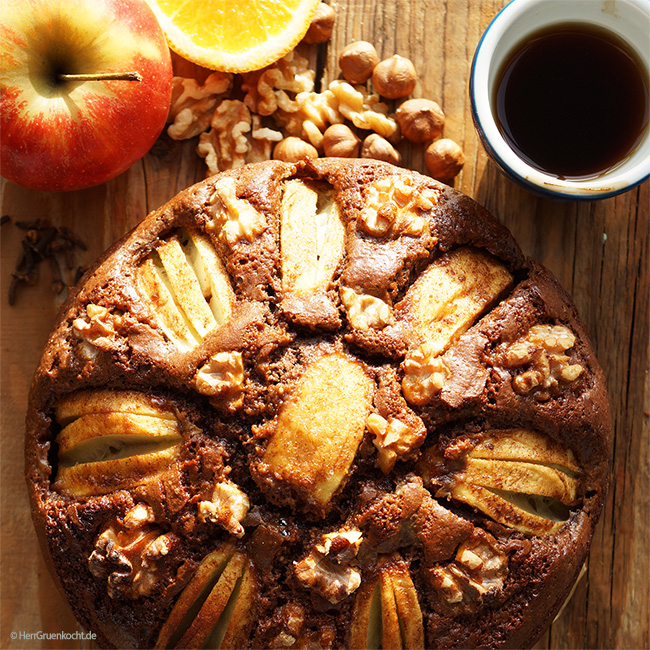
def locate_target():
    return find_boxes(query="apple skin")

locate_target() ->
[0,0,173,192]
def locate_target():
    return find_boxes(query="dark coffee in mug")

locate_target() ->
[493,23,649,180]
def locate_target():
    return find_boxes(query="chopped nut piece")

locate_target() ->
[294,529,363,603]
[501,324,584,401]
[88,504,176,599]
[424,529,507,614]
[208,176,267,246]
[418,429,582,536]
[53,390,182,498]
[167,72,232,140]
[401,343,451,406]
[258,351,374,512]
[195,351,245,411]
[199,480,250,538]
[358,175,436,238]
[198,100,252,175]
[276,89,344,148]
[366,413,425,473]
[242,51,315,116]
[72,303,122,357]
[340,287,394,331]
[328,80,398,138]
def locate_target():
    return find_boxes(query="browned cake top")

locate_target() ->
[25,159,610,650]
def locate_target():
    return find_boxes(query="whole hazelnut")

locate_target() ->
[322,124,361,158]
[339,41,379,84]
[273,137,319,163]
[372,55,417,99]
[425,138,465,181]
[361,133,402,165]
[396,98,445,143]
[303,3,336,44]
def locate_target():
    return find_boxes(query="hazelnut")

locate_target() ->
[339,41,379,85]
[322,124,361,158]
[303,3,336,44]
[372,55,417,99]
[424,138,465,181]
[396,98,445,143]
[273,137,319,163]
[361,133,402,165]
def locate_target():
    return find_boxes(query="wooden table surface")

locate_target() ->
[1,1,648,648]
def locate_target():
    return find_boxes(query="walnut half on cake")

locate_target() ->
[25,159,611,649]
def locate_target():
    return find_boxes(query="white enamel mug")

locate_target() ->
[470,0,650,200]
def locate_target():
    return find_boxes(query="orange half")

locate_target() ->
[146,0,321,73]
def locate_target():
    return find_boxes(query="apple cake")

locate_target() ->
[26,158,611,649]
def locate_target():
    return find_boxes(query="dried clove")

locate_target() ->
[6,218,88,305]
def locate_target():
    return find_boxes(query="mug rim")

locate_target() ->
[470,0,650,200]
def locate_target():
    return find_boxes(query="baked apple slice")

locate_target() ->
[53,390,182,497]
[349,555,424,650]
[258,350,374,513]
[418,429,582,535]
[395,246,512,355]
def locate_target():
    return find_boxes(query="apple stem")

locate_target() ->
[57,71,143,82]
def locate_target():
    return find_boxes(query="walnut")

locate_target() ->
[198,479,250,538]
[72,303,122,358]
[401,343,451,405]
[340,287,394,331]
[198,100,252,175]
[276,89,344,149]
[366,413,426,473]
[294,529,363,603]
[358,175,437,238]
[249,115,284,162]
[207,176,267,246]
[242,51,315,116]
[195,350,245,411]
[503,324,584,401]
[167,72,232,140]
[328,80,398,138]
[424,529,507,614]
[88,504,176,599]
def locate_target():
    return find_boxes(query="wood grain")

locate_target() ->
[1,1,648,648]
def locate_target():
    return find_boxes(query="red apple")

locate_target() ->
[0,0,173,192]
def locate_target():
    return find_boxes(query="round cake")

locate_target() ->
[26,159,611,649]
